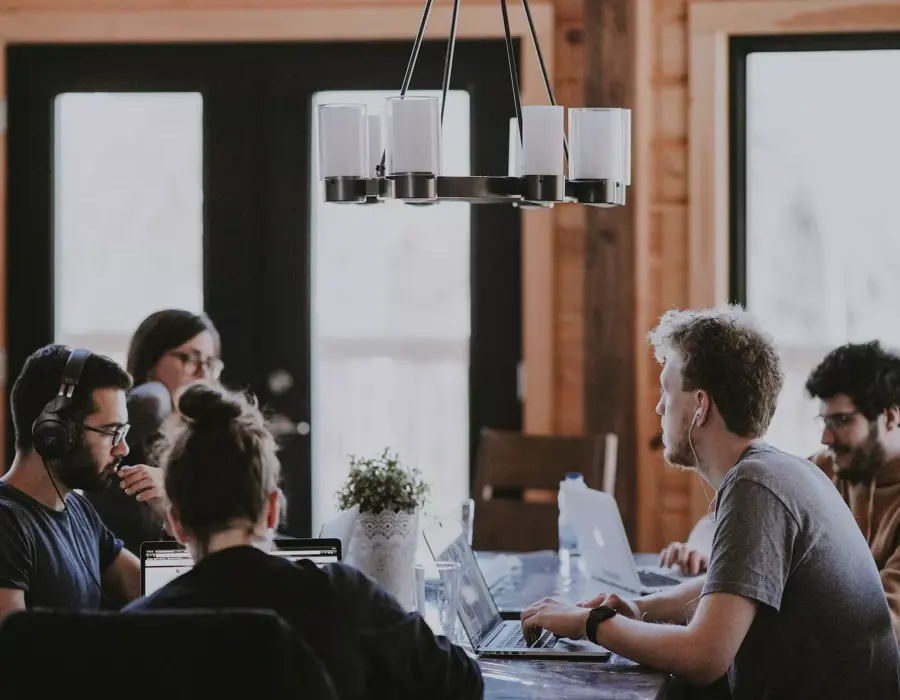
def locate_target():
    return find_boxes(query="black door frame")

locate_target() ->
[7,39,522,535]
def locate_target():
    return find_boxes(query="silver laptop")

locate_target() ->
[422,513,611,659]
[317,504,358,556]
[567,486,681,595]
[140,538,342,596]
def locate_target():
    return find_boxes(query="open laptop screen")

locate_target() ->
[140,538,342,596]
[422,514,502,648]
[271,541,341,566]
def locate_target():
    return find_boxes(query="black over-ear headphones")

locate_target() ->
[32,348,92,460]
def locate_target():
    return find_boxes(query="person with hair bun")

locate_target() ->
[124,383,482,700]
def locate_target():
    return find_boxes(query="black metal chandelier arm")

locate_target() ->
[499,0,524,147]
[400,0,436,97]
[440,0,462,125]
[520,0,568,162]
[520,0,554,106]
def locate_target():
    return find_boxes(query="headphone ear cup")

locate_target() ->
[32,411,77,460]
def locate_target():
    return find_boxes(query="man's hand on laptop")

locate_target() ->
[575,592,640,619]
[659,542,709,575]
[521,597,591,643]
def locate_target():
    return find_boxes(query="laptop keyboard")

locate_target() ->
[638,569,681,588]
[496,626,556,650]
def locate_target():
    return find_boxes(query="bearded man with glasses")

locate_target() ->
[806,340,900,642]
[0,345,160,618]
[87,309,222,557]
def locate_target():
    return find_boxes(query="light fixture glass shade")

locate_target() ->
[385,96,441,176]
[508,117,523,177]
[568,107,623,181]
[620,108,632,186]
[317,103,368,180]
[367,114,384,178]
[522,105,564,176]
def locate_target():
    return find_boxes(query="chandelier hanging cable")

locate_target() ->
[316,0,631,207]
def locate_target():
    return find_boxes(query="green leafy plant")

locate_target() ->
[337,448,429,514]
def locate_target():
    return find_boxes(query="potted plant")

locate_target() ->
[337,448,429,610]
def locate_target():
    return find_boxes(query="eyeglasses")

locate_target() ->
[83,423,130,447]
[166,350,224,379]
[815,411,860,433]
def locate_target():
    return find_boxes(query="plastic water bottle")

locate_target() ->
[558,472,585,576]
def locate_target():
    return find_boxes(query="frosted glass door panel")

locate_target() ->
[54,92,204,367]
[310,90,471,532]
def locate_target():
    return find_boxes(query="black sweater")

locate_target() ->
[124,546,483,700]
[86,382,172,556]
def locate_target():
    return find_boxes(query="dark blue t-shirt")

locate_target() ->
[0,481,123,610]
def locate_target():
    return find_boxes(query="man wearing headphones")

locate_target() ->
[520,307,900,698]
[0,344,155,617]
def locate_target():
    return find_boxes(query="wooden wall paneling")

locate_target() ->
[632,0,659,551]
[583,0,638,540]
[519,2,558,436]
[552,12,586,435]
[0,0,515,8]
[0,44,6,458]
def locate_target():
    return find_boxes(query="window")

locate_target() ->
[735,41,900,457]
[54,92,204,367]
[310,90,472,532]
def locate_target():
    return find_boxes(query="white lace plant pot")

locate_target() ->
[347,508,420,611]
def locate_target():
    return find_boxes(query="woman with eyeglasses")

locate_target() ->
[87,309,223,561]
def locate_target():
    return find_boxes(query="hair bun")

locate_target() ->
[177,383,242,426]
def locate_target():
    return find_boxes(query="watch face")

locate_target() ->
[593,605,618,621]
[585,604,618,643]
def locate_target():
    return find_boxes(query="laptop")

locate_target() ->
[566,486,681,595]
[317,504,358,556]
[422,513,611,659]
[140,538,342,596]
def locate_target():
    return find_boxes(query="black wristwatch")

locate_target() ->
[585,605,618,643]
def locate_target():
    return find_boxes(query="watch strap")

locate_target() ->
[585,604,617,643]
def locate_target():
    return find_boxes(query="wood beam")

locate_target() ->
[583,0,638,540]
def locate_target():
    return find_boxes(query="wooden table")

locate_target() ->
[474,551,677,700]
[481,656,673,699]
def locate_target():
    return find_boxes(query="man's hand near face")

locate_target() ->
[117,465,167,520]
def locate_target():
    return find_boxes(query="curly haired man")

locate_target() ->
[520,307,900,699]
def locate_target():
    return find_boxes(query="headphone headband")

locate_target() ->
[57,348,91,402]
[32,347,93,460]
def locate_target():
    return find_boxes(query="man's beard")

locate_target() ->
[52,442,120,493]
[663,412,698,471]
[833,423,884,485]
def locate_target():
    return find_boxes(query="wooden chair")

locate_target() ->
[471,428,618,552]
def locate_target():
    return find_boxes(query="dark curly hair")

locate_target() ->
[805,341,900,421]
[12,344,132,450]
[648,306,784,437]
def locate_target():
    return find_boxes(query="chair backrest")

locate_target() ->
[472,428,618,552]
[0,608,337,699]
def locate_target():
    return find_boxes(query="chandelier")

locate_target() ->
[315,0,631,207]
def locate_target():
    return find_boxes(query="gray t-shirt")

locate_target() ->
[703,443,900,699]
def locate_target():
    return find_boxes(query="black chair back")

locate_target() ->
[0,607,337,699]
